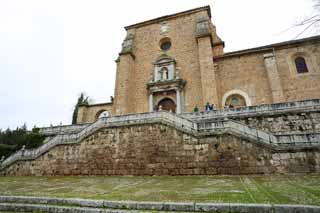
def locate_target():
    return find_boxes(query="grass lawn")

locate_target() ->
[0,175,319,205]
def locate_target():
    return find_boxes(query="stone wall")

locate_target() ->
[215,40,320,107]
[235,111,320,135]
[183,99,320,135]
[113,7,223,116]
[2,123,319,176]
[77,103,113,124]
[75,6,320,123]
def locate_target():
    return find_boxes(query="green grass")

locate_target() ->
[0,175,319,205]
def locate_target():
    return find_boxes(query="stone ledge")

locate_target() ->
[0,203,124,213]
[1,196,320,212]
[182,99,320,121]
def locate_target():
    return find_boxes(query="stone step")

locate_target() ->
[1,196,320,213]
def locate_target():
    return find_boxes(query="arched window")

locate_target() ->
[225,94,246,108]
[96,110,109,120]
[295,57,309,73]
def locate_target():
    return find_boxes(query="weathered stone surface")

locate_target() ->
[273,204,320,213]
[2,121,320,176]
[163,202,195,211]
[195,203,230,212]
[104,201,137,210]
[1,196,320,212]
[75,5,320,124]
[136,201,163,211]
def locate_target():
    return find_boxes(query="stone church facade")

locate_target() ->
[76,6,320,123]
[1,6,320,176]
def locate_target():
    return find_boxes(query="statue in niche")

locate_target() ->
[160,67,169,80]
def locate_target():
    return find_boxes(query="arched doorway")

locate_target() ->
[95,110,109,120]
[225,94,246,107]
[222,89,252,107]
[157,98,176,113]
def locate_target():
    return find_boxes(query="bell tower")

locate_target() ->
[112,6,224,115]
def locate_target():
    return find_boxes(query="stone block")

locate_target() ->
[229,203,273,213]
[136,201,163,211]
[163,202,195,211]
[65,198,104,208]
[195,203,230,212]
[103,200,137,210]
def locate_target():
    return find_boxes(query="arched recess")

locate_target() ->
[95,110,110,120]
[222,89,252,107]
[157,98,176,113]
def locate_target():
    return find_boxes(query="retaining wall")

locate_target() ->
[2,123,320,176]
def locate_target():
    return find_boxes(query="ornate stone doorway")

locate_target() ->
[157,98,176,113]
[225,94,246,107]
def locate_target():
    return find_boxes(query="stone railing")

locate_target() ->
[276,133,320,145]
[40,123,90,136]
[0,112,195,170]
[0,134,78,169]
[197,120,278,145]
[1,111,320,170]
[182,99,320,121]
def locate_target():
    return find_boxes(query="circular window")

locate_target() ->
[160,38,171,51]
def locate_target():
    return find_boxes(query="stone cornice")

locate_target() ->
[147,79,186,92]
[213,35,320,60]
[125,6,211,30]
[79,102,113,108]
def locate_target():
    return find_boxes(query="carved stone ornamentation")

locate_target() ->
[121,32,135,54]
[160,22,169,35]
[196,16,210,37]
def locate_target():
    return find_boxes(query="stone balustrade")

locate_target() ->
[182,99,320,120]
[40,123,90,136]
[1,111,320,170]
[197,120,278,145]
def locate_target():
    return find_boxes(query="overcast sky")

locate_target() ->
[0,0,317,129]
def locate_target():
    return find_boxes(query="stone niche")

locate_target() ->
[152,54,177,82]
[147,54,186,113]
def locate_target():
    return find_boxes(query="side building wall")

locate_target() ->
[215,38,320,107]
[77,103,113,124]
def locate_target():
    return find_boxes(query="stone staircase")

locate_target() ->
[1,111,320,171]
[1,196,319,213]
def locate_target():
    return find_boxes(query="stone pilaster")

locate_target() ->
[148,93,153,112]
[176,89,181,114]
[76,105,87,124]
[263,53,285,103]
[196,16,219,108]
[113,31,135,115]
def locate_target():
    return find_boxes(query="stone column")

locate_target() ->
[148,93,153,112]
[264,52,285,103]
[176,89,181,114]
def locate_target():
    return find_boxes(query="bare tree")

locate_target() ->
[294,0,320,38]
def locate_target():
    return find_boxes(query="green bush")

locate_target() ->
[0,144,16,158]
[0,125,46,158]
